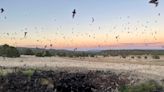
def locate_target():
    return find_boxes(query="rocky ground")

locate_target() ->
[0,69,134,92]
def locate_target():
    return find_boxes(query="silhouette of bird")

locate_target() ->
[149,0,159,7]
[24,32,27,38]
[0,8,4,13]
[115,35,119,41]
[92,17,94,23]
[72,9,76,19]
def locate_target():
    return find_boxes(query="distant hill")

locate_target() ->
[1,45,164,57]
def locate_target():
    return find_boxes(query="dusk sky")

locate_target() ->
[0,0,164,50]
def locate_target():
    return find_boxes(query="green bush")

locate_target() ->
[35,51,52,57]
[137,56,141,59]
[0,44,20,58]
[24,49,34,55]
[22,69,35,77]
[144,56,148,59]
[43,51,52,57]
[121,55,127,58]
[35,52,44,57]
[57,52,66,57]
[90,54,95,57]
[68,54,74,58]
[120,80,163,92]
[152,55,160,59]
[131,56,135,59]
[103,54,108,57]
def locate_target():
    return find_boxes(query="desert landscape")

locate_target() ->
[1,55,164,79]
[1,0,164,92]
[0,54,164,92]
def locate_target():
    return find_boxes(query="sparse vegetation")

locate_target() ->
[56,52,67,57]
[137,56,141,59]
[0,70,131,92]
[144,56,148,59]
[131,56,135,59]
[24,49,34,55]
[152,55,160,59]
[90,54,95,57]
[35,51,52,57]
[43,51,52,57]
[1,44,164,59]
[121,54,127,58]
[22,69,35,77]
[120,80,164,92]
[35,52,44,57]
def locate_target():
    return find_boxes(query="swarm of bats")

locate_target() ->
[149,0,159,7]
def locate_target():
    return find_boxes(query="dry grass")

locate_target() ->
[0,55,164,80]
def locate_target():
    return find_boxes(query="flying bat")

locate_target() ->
[72,9,76,19]
[0,8,4,13]
[92,17,94,23]
[149,0,159,7]
[24,32,27,38]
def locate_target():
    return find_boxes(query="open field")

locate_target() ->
[0,55,164,81]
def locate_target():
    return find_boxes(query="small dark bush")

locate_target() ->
[144,56,148,59]
[103,54,108,57]
[57,53,66,57]
[152,55,160,59]
[35,51,52,57]
[35,52,44,57]
[131,56,135,59]
[24,49,34,55]
[120,80,163,92]
[68,54,73,58]
[137,56,141,59]
[43,51,52,57]
[121,54,127,58]
[90,54,95,57]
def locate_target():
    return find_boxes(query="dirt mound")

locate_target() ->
[0,70,132,92]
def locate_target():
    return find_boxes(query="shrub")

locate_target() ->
[0,44,20,58]
[90,54,95,57]
[35,52,44,57]
[121,54,127,58]
[120,80,163,92]
[131,56,135,59]
[24,49,34,55]
[152,55,160,59]
[137,56,141,59]
[103,54,108,57]
[43,51,52,57]
[68,54,73,58]
[35,51,52,57]
[144,56,148,59]
[57,53,66,57]
[22,69,35,77]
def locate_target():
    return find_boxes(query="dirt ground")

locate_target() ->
[0,55,164,80]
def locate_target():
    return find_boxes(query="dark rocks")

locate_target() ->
[0,70,131,92]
